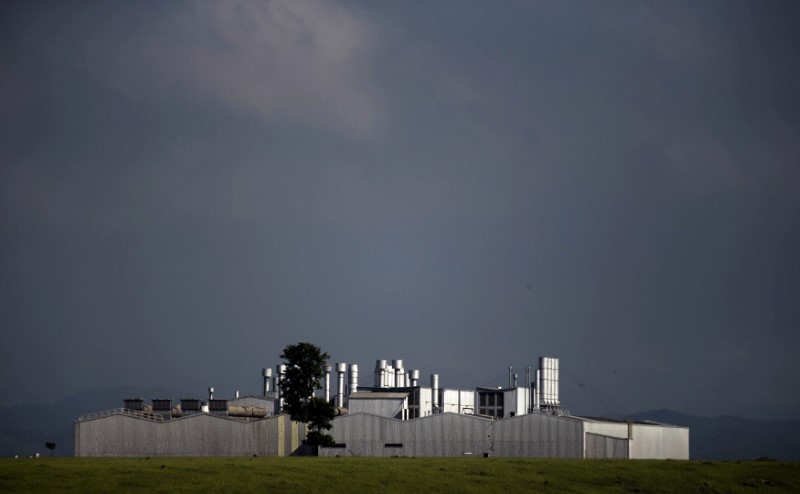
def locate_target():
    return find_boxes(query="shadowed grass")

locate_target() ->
[1,457,798,493]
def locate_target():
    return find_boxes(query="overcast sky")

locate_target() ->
[2,0,798,419]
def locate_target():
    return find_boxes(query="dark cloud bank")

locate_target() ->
[1,0,799,420]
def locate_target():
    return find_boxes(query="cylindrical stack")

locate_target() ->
[431,374,439,413]
[410,369,420,387]
[262,368,273,395]
[348,364,358,396]
[208,387,214,401]
[277,364,287,412]
[553,358,560,405]
[375,360,388,387]
[323,365,332,402]
[336,363,347,407]
[393,359,405,388]
[538,357,547,405]
[526,366,532,412]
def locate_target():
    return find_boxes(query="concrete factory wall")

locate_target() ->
[74,413,305,457]
[319,412,584,458]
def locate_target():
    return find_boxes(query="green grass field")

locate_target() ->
[1,457,798,493]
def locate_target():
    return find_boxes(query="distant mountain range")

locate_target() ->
[0,386,196,458]
[1,389,798,460]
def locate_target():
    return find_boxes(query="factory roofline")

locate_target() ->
[348,392,409,399]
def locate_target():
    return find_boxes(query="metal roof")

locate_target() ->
[348,392,409,399]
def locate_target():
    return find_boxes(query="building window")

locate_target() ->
[477,391,504,418]
[384,443,403,448]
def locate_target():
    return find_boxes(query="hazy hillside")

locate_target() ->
[2,390,798,460]
[0,387,196,457]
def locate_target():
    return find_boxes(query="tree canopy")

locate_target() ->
[279,342,336,446]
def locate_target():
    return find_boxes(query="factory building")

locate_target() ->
[74,356,688,459]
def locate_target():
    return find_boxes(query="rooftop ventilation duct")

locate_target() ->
[262,368,273,395]
[323,364,333,402]
[336,363,347,406]
[349,364,358,398]
[431,374,439,413]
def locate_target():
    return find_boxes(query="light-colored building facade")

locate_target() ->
[73,355,689,459]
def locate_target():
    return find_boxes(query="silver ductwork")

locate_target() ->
[262,367,273,395]
[208,387,214,401]
[336,362,347,406]
[277,364,287,412]
[393,359,405,388]
[431,374,439,413]
[410,369,420,387]
[538,357,560,406]
[323,364,332,402]
[526,366,532,412]
[375,360,388,387]
[348,364,358,396]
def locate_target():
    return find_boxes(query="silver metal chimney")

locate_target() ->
[336,363,347,406]
[526,366,532,412]
[323,364,332,402]
[208,387,214,400]
[262,367,273,395]
[393,359,405,388]
[277,364,287,412]
[277,365,287,396]
[349,364,358,397]
[410,369,420,387]
[431,374,439,413]
[375,360,387,387]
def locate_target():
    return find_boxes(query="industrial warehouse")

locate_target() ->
[73,357,689,459]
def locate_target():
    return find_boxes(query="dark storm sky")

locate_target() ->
[1,0,798,419]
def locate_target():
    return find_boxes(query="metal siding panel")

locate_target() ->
[75,413,298,457]
[585,433,629,459]
[324,412,585,458]
[629,424,689,459]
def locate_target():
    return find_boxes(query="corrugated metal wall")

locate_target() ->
[348,397,405,418]
[585,433,629,459]
[319,412,584,458]
[581,419,689,459]
[75,411,688,459]
[74,413,305,457]
[629,423,689,460]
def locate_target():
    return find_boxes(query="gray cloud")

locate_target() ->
[1,0,799,419]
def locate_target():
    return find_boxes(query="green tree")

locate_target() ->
[279,342,336,446]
